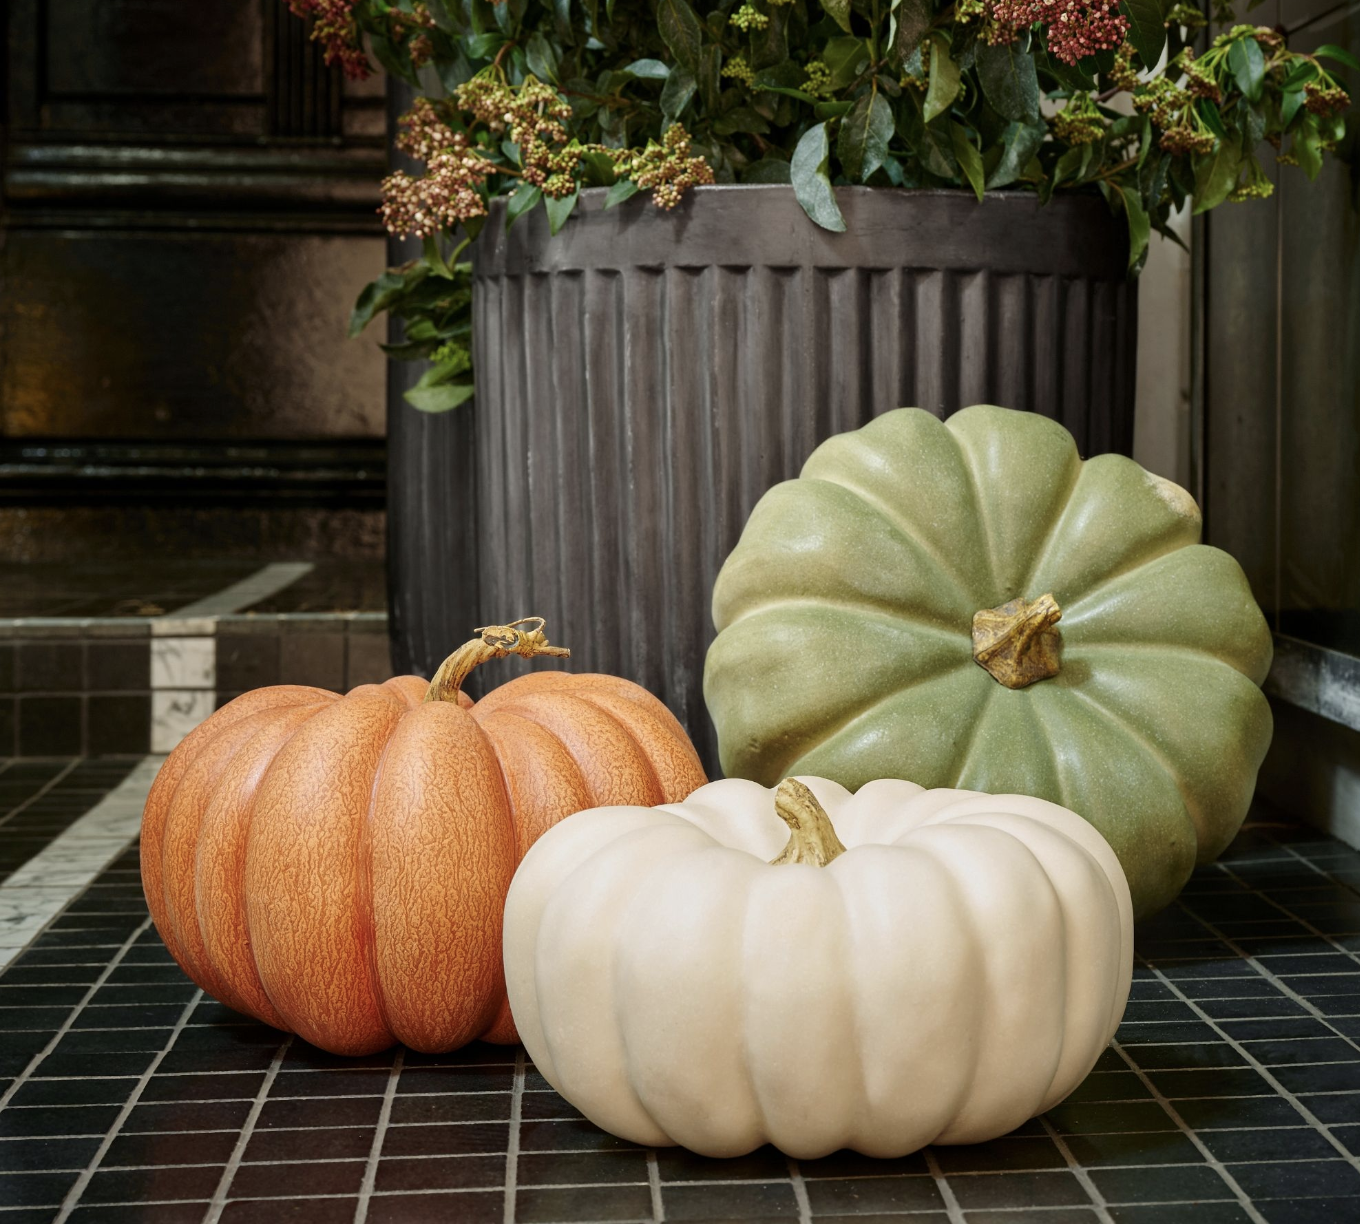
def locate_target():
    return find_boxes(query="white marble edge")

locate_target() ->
[0,755,162,968]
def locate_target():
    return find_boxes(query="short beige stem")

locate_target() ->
[971,593,1063,690]
[770,779,847,867]
[423,616,571,703]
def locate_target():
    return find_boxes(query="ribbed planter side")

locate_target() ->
[461,185,1136,769]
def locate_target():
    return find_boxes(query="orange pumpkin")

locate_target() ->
[140,618,706,1056]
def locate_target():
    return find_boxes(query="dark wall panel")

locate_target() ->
[2,230,386,440]
[45,0,265,98]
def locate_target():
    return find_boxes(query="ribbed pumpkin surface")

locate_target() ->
[704,405,1273,918]
[141,669,705,1056]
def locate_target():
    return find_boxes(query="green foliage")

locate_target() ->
[319,0,1355,399]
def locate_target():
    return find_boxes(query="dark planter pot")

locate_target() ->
[389,184,1137,773]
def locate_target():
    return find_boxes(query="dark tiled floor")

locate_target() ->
[1,775,1360,1222]
[0,562,385,620]
[0,759,140,883]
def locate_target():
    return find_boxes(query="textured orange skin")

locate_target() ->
[141,671,706,1055]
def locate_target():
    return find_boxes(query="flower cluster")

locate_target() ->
[1133,78,1216,154]
[1305,81,1352,116]
[619,126,716,209]
[730,4,769,31]
[803,60,835,97]
[989,0,1129,65]
[380,135,497,237]
[286,0,370,79]
[722,55,757,86]
[1230,158,1274,201]
[1052,95,1105,146]
[1178,50,1222,102]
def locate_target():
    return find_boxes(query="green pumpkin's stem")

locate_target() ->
[972,593,1063,690]
[423,617,571,703]
[770,779,847,867]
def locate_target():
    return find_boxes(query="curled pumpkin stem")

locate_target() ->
[770,778,847,867]
[424,616,571,703]
[972,593,1063,690]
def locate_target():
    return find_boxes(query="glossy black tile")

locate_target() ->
[366,1190,503,1223]
[661,1180,800,1220]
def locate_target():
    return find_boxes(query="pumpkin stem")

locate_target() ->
[972,593,1063,690]
[770,779,848,867]
[423,617,571,703]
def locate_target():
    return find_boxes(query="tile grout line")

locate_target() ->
[353,1048,404,1224]
[1215,856,1360,973]
[53,987,205,1224]
[0,759,80,835]
[1109,1038,1269,1224]
[921,1147,967,1224]
[0,915,155,1112]
[786,1156,812,1224]
[1172,897,1360,1060]
[0,754,161,973]
[1146,965,1360,1173]
[1038,1115,1117,1224]
[1269,837,1360,904]
[202,1035,293,1224]
[645,1149,665,1223]
[503,1047,525,1224]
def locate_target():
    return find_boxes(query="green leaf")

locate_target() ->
[464,32,504,58]
[1192,136,1242,212]
[975,40,1040,122]
[1121,0,1166,70]
[1281,87,1306,128]
[658,0,702,73]
[1052,144,1085,186]
[814,99,856,119]
[951,123,985,200]
[660,66,697,119]
[744,157,793,183]
[545,189,579,235]
[713,106,772,135]
[1294,120,1323,179]
[1040,50,1095,92]
[822,0,854,34]
[925,38,961,123]
[1315,43,1360,71]
[581,150,618,186]
[823,36,871,89]
[526,32,560,83]
[985,119,1046,188]
[888,0,933,70]
[405,381,475,412]
[791,122,847,232]
[1229,37,1266,102]
[1119,188,1150,272]
[605,179,641,207]
[837,90,894,182]
[1197,99,1228,140]
[506,183,542,228]
[1281,61,1318,89]
[349,264,430,337]
[622,58,671,79]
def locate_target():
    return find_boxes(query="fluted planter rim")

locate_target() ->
[473,184,1130,281]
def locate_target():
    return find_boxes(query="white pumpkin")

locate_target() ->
[503,775,1134,1160]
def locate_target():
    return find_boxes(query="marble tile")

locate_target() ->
[150,637,215,689]
[151,617,217,637]
[0,755,162,964]
[151,689,215,752]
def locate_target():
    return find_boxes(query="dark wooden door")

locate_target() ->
[1201,0,1360,834]
[1,0,390,561]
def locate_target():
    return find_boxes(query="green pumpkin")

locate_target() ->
[704,405,1273,918]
